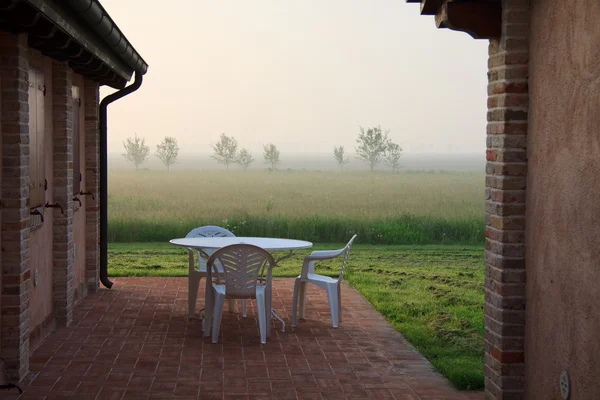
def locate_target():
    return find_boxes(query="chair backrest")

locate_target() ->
[339,235,358,280]
[207,244,276,298]
[186,225,235,261]
[186,225,235,239]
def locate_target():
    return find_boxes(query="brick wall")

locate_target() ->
[0,32,31,381]
[484,0,530,399]
[84,79,100,291]
[0,33,102,382]
[51,61,75,326]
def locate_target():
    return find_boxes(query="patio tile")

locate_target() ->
[16,277,482,399]
[96,388,126,400]
[72,381,103,397]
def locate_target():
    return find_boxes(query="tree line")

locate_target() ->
[122,125,402,172]
[121,134,280,171]
[335,125,403,172]
[209,133,281,171]
[122,135,179,171]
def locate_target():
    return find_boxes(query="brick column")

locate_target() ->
[84,79,100,291]
[484,1,530,399]
[0,33,31,381]
[52,61,75,326]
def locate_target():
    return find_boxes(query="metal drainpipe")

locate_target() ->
[99,71,144,288]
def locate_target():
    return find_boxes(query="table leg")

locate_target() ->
[203,271,214,337]
[268,250,295,333]
[271,309,285,332]
[298,281,307,319]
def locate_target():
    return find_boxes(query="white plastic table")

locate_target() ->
[169,237,313,252]
[169,237,313,335]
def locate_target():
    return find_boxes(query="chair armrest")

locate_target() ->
[188,248,210,260]
[304,249,345,261]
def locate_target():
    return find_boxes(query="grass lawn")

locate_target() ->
[108,242,485,390]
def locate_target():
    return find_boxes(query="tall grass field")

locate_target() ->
[108,169,485,244]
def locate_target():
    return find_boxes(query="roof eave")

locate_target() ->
[66,0,148,75]
[20,0,148,87]
[405,0,502,40]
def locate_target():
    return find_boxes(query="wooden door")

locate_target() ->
[72,85,81,195]
[27,68,45,208]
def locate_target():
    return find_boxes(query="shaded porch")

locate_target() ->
[12,278,482,400]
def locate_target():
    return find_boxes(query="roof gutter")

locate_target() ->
[67,0,148,77]
[99,70,144,288]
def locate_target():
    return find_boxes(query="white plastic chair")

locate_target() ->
[291,235,357,329]
[186,225,247,319]
[204,244,276,344]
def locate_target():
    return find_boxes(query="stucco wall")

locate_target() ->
[0,58,3,348]
[27,51,55,348]
[73,73,87,304]
[526,0,600,398]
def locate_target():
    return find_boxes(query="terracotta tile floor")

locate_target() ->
[10,278,483,400]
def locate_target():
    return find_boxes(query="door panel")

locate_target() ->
[35,69,45,207]
[72,85,81,195]
[27,69,38,207]
[27,68,46,208]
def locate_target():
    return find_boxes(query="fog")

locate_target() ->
[100,0,489,160]
[109,152,484,172]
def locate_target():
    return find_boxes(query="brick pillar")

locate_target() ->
[0,32,31,381]
[52,61,75,326]
[84,79,100,291]
[484,1,530,399]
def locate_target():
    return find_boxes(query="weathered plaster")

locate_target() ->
[526,0,600,398]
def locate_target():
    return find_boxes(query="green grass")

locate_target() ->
[108,242,485,390]
[108,169,485,244]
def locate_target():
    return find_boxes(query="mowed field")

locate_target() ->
[108,169,485,244]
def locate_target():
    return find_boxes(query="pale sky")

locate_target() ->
[100,0,489,155]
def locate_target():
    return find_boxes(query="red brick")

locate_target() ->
[485,176,527,191]
[485,226,524,243]
[487,189,526,204]
[489,347,524,364]
[484,303,526,325]
[485,239,525,257]
[486,134,527,151]
[486,162,527,177]
[487,81,528,95]
[84,78,100,291]
[487,122,528,135]
[0,31,31,383]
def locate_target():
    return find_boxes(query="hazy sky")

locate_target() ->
[100,0,489,155]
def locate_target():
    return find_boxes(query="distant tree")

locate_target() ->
[263,143,280,171]
[237,148,254,171]
[384,142,403,173]
[122,133,150,170]
[355,125,389,172]
[211,133,238,171]
[333,145,350,171]
[155,136,179,172]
